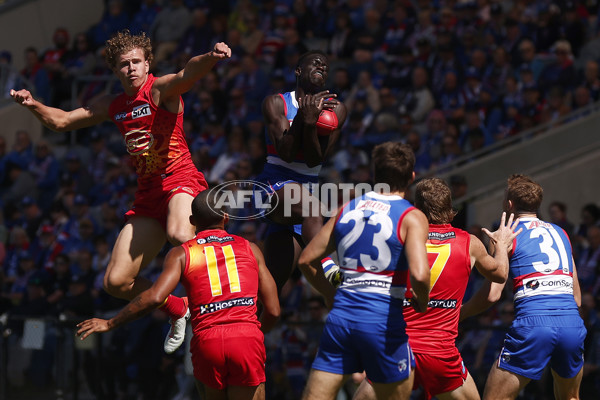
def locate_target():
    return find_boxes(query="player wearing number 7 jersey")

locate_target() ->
[353,178,521,400]
[76,190,280,400]
[298,142,431,400]
[464,174,586,400]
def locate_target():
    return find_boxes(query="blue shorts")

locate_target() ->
[311,315,415,383]
[255,164,318,237]
[497,314,586,380]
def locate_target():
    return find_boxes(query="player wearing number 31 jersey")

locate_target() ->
[298,142,431,400]
[476,174,586,400]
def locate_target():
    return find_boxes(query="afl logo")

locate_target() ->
[525,280,539,290]
[125,129,154,155]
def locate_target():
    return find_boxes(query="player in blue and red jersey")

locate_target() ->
[463,174,586,400]
[76,190,280,400]
[257,50,347,293]
[297,142,430,400]
[353,178,520,400]
[11,30,231,353]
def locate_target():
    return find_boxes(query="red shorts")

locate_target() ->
[125,165,207,228]
[190,323,266,390]
[413,348,468,399]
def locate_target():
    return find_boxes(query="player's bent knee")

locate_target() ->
[103,269,134,298]
[166,226,194,246]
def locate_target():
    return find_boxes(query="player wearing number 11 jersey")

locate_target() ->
[479,174,586,400]
[76,191,280,400]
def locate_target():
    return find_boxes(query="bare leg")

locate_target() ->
[371,371,414,400]
[352,378,376,400]
[552,367,583,400]
[264,230,302,294]
[166,193,197,245]
[482,363,530,400]
[302,369,348,400]
[437,372,480,400]
[103,216,166,300]
[228,384,265,400]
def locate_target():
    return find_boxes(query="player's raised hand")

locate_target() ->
[10,89,36,107]
[299,90,328,124]
[76,318,113,340]
[210,42,231,59]
[483,212,522,251]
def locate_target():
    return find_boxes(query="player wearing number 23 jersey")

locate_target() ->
[310,191,418,383]
[298,142,430,400]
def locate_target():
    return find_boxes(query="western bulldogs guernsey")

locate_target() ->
[510,217,579,318]
[330,192,414,328]
[261,91,321,184]
[404,224,471,355]
[108,74,195,185]
[180,229,260,333]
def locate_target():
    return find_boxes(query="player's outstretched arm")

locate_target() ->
[252,243,280,333]
[471,212,521,283]
[460,280,505,321]
[402,209,430,313]
[297,215,338,308]
[76,246,185,340]
[154,42,231,99]
[10,89,111,132]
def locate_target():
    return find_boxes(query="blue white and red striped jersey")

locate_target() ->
[262,91,321,181]
[329,192,415,327]
[509,217,579,317]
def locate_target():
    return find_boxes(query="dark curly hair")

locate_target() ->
[104,30,153,69]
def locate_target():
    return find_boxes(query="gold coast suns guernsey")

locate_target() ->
[108,74,195,185]
[180,229,260,333]
[404,224,471,355]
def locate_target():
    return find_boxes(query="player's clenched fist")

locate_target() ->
[10,89,35,107]
[210,42,231,59]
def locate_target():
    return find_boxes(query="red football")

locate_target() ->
[316,109,338,136]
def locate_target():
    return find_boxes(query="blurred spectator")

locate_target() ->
[2,227,31,288]
[6,129,34,169]
[174,7,214,62]
[540,86,572,126]
[581,292,600,396]
[574,203,600,260]
[90,0,130,49]
[54,32,97,108]
[206,125,245,184]
[538,40,578,96]
[29,140,60,212]
[19,196,44,243]
[437,70,466,125]
[517,39,545,82]
[578,225,600,291]
[2,160,38,207]
[327,10,353,60]
[129,0,160,35]
[581,60,600,101]
[405,130,432,175]
[401,66,435,126]
[29,224,64,270]
[548,201,575,240]
[149,0,192,68]
[19,47,50,103]
[345,70,381,115]
[562,1,588,57]
[0,50,19,98]
[239,11,264,56]
[330,67,352,102]
[482,47,513,96]
[61,152,94,196]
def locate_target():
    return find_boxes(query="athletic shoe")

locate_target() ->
[164,307,190,354]
[322,257,342,288]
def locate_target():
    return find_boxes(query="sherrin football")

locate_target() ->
[316,109,338,136]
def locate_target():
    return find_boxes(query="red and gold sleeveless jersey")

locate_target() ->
[108,74,194,184]
[404,224,471,355]
[180,229,260,333]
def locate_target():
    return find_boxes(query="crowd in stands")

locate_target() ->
[2,0,600,398]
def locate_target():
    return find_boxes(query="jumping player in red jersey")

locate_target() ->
[10,30,231,353]
[76,190,280,400]
[353,178,521,400]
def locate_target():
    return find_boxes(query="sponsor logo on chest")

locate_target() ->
[132,103,151,119]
